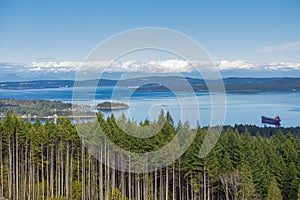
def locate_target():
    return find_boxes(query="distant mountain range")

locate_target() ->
[0,77,300,93]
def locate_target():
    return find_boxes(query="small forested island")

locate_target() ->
[97,101,129,110]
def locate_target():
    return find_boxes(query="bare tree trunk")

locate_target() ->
[41,144,45,200]
[28,146,32,200]
[88,154,91,200]
[8,139,12,200]
[203,165,206,200]
[120,156,125,200]
[16,131,19,200]
[76,148,79,184]
[37,165,40,200]
[160,168,164,200]
[128,155,131,200]
[61,140,64,197]
[106,148,110,200]
[154,168,157,200]
[82,145,86,200]
[144,167,148,200]
[191,174,194,200]
[66,142,69,199]
[24,143,28,199]
[178,162,181,200]
[32,148,36,200]
[207,177,210,200]
[111,154,115,194]
[173,163,175,200]
[165,165,169,200]
[70,142,73,199]
[186,176,189,200]
[137,174,141,200]
[0,135,3,197]
[99,146,103,200]
[50,145,54,199]
[46,146,49,198]
[57,143,60,198]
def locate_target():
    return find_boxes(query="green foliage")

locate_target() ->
[0,99,72,116]
[108,189,129,200]
[0,111,299,199]
[267,177,283,200]
[297,184,300,200]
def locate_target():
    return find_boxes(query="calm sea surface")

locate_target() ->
[1,87,299,127]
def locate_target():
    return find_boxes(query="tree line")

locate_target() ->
[0,111,299,200]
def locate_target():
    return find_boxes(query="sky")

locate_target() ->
[0,0,300,80]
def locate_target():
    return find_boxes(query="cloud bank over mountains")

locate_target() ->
[1,59,300,81]
[5,59,300,72]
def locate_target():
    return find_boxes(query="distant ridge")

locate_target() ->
[0,77,300,93]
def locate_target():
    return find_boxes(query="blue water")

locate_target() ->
[0,87,299,127]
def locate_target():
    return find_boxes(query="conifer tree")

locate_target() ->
[267,177,283,200]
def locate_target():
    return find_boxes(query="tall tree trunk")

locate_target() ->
[46,146,49,198]
[203,165,206,200]
[178,162,181,200]
[70,142,73,199]
[57,143,60,198]
[106,149,110,200]
[207,176,210,200]
[8,138,12,200]
[186,176,189,200]
[165,165,169,200]
[172,163,175,200]
[128,155,131,200]
[24,143,28,200]
[154,168,157,200]
[82,145,86,200]
[160,168,164,200]
[16,130,19,200]
[88,154,91,200]
[37,165,40,200]
[66,142,69,199]
[50,145,54,199]
[111,153,115,194]
[41,144,45,200]
[137,174,141,200]
[32,148,35,200]
[61,140,64,197]
[0,135,3,197]
[99,147,103,200]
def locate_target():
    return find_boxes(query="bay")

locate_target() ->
[0,87,299,127]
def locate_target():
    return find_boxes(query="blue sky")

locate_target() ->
[0,1,300,79]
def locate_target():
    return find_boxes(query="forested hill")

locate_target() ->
[1,77,300,93]
[0,112,299,199]
[224,124,300,137]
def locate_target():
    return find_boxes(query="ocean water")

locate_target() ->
[0,87,299,127]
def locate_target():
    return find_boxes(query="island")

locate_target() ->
[97,101,129,110]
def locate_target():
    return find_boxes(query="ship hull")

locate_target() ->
[261,116,281,126]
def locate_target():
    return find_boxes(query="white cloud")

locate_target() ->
[263,62,300,71]
[30,60,196,73]
[3,60,300,74]
[217,60,257,70]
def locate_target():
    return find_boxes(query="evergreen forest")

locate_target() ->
[0,111,299,200]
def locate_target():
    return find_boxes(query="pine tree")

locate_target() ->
[267,177,283,200]
[237,160,257,200]
[297,184,300,200]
